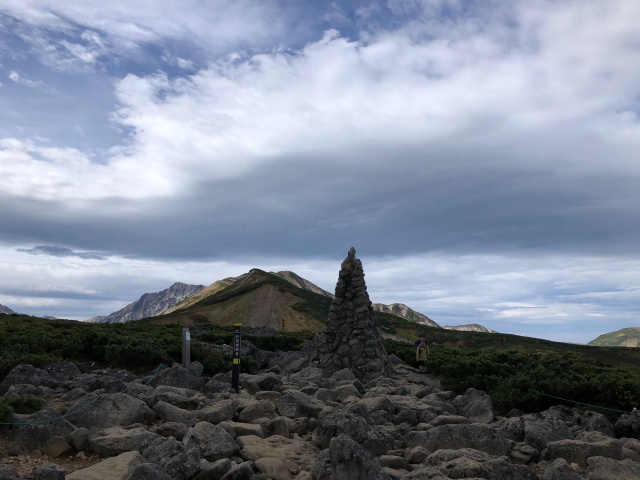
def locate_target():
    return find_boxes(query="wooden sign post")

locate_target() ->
[231,323,242,393]
[182,327,191,369]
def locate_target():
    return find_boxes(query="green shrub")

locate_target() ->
[0,400,14,421]
[4,396,43,414]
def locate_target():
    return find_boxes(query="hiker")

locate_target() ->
[416,339,429,372]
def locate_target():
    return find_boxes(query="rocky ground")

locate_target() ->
[1,342,640,480]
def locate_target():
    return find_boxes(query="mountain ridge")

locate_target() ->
[589,327,640,347]
[0,304,15,315]
[93,282,205,324]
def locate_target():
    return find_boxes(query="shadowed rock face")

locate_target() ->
[318,247,395,382]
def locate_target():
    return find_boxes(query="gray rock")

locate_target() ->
[38,436,72,459]
[237,435,320,471]
[68,427,90,451]
[410,424,510,456]
[539,458,584,480]
[0,365,57,395]
[579,410,615,437]
[312,411,394,456]
[154,400,198,426]
[267,417,290,437]
[241,372,283,394]
[524,416,574,450]
[89,426,162,456]
[124,463,172,480]
[142,436,200,480]
[149,365,203,391]
[202,425,240,461]
[152,421,188,440]
[220,461,255,480]
[44,362,82,382]
[66,451,146,480]
[237,400,277,422]
[425,448,537,480]
[196,399,238,424]
[196,458,232,479]
[23,463,66,480]
[452,388,496,423]
[328,433,392,480]
[543,435,623,468]
[5,410,74,451]
[276,391,324,418]
[68,392,155,430]
[150,385,204,409]
[0,465,19,480]
[586,456,640,480]
[615,410,640,439]
[254,457,292,480]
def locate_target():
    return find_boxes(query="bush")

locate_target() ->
[4,396,43,414]
[0,400,13,422]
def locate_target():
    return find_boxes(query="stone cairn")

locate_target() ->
[317,247,395,381]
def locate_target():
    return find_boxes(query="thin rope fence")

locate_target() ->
[530,388,633,414]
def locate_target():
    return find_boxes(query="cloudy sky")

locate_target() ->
[1,0,639,344]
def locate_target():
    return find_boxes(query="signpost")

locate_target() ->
[182,328,191,369]
[231,323,242,393]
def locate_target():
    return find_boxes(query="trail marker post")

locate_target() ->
[231,323,242,393]
[182,328,191,369]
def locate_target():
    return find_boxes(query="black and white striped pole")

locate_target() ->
[231,323,242,393]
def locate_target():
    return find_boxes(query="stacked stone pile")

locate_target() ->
[2,358,640,479]
[317,247,395,382]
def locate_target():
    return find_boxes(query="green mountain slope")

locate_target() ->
[589,328,640,347]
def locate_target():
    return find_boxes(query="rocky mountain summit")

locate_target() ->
[0,304,15,315]
[93,283,205,324]
[443,324,496,334]
[2,248,640,479]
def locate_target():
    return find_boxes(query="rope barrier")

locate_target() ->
[0,363,168,426]
[529,388,634,414]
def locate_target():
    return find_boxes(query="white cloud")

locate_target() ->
[8,70,40,87]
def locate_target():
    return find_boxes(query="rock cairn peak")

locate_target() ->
[318,247,395,381]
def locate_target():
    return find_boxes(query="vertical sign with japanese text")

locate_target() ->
[231,323,242,393]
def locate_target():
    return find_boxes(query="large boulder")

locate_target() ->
[452,388,496,423]
[579,410,615,437]
[237,435,320,472]
[66,451,146,480]
[275,391,324,418]
[539,458,585,480]
[200,425,240,461]
[524,416,574,450]
[310,434,392,480]
[88,427,162,456]
[312,411,394,456]
[586,456,640,480]
[0,365,57,395]
[154,401,198,426]
[148,365,203,391]
[3,410,74,451]
[408,424,510,456]
[543,432,623,468]
[195,399,238,424]
[68,393,155,430]
[142,436,200,480]
[424,448,537,480]
[615,410,640,439]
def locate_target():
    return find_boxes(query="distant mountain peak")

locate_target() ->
[0,303,15,315]
[93,282,205,324]
[444,324,496,333]
[589,327,640,347]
